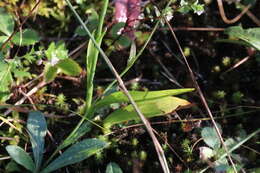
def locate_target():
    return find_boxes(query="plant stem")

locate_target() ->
[65,0,170,172]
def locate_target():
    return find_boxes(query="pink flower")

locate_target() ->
[114,0,141,40]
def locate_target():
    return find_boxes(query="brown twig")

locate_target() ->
[217,0,251,24]
[3,81,46,116]
[245,10,260,26]
[221,56,251,75]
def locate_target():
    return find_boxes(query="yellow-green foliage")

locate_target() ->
[0,0,66,20]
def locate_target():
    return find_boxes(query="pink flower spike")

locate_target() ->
[127,0,140,27]
[114,0,141,40]
[115,0,128,23]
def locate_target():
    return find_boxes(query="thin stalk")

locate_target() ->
[102,21,160,94]
[85,0,109,117]
[102,0,173,96]
[161,10,238,173]
[45,0,109,165]
[65,0,170,172]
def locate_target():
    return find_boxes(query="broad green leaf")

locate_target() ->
[201,127,221,149]
[41,138,108,173]
[225,26,260,51]
[0,8,14,36]
[94,88,194,110]
[103,96,191,128]
[56,58,82,76]
[12,29,40,46]
[106,162,123,173]
[27,111,47,171]
[43,63,58,83]
[6,145,35,172]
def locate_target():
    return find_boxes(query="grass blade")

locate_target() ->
[64,0,175,172]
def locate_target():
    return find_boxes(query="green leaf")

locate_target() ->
[6,145,35,172]
[13,69,32,81]
[225,26,260,51]
[127,42,137,66]
[0,61,13,92]
[12,29,40,46]
[45,42,68,62]
[56,58,82,76]
[57,121,92,150]
[0,35,9,48]
[106,162,123,173]
[41,138,108,173]
[0,8,14,36]
[103,96,191,128]
[201,127,221,149]
[111,22,125,38]
[117,35,132,48]
[27,111,47,171]
[43,63,58,83]
[94,88,194,110]
[5,161,22,172]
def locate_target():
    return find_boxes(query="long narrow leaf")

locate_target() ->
[27,111,47,171]
[85,31,106,115]
[103,96,191,128]
[94,88,194,110]
[6,145,35,172]
[41,138,108,173]
[56,121,92,150]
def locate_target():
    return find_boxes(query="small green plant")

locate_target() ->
[6,111,108,173]
[199,125,260,172]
